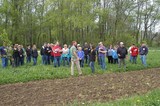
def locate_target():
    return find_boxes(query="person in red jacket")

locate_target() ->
[52,41,62,67]
[131,44,139,64]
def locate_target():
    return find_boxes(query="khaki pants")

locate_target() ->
[71,59,82,76]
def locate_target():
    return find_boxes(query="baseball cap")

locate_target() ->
[120,42,124,45]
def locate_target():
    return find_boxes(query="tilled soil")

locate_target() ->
[0,68,160,106]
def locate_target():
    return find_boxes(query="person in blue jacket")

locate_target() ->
[139,42,148,66]
[112,46,118,64]
[77,46,85,67]
[0,44,8,68]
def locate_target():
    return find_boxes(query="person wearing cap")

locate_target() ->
[83,42,90,65]
[117,42,128,70]
[139,42,148,66]
[98,42,107,70]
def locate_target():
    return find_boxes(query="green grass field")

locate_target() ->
[0,50,159,85]
[70,89,160,106]
[0,50,160,105]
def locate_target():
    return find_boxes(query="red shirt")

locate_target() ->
[52,45,62,57]
[50,46,54,56]
[131,47,139,56]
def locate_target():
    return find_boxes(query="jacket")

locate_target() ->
[117,47,128,59]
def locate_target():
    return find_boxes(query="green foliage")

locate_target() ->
[0,29,12,46]
[0,0,160,46]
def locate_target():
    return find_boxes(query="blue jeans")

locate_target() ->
[140,55,147,66]
[50,56,54,63]
[99,56,106,70]
[90,61,95,73]
[79,59,84,67]
[26,56,31,63]
[41,55,46,64]
[132,56,137,64]
[84,55,89,64]
[1,57,8,68]
[45,55,50,65]
[129,54,133,62]
[62,57,69,66]
[33,57,37,65]
[54,56,60,67]
[19,57,24,66]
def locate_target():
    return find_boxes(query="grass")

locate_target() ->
[70,89,160,106]
[0,50,160,85]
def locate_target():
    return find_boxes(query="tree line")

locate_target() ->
[0,0,160,47]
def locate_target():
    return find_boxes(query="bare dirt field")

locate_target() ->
[0,68,160,106]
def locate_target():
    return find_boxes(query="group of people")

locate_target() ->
[0,44,38,67]
[0,41,148,75]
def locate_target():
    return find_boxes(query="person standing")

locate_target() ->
[112,46,118,64]
[62,44,69,66]
[77,46,85,67]
[40,43,47,65]
[117,42,128,70]
[128,44,134,63]
[89,45,96,73]
[32,45,38,66]
[45,43,52,65]
[52,41,62,67]
[18,45,24,66]
[131,44,139,64]
[70,41,82,76]
[7,46,14,66]
[83,42,90,64]
[0,44,8,68]
[26,45,32,63]
[139,42,148,66]
[107,45,113,64]
[13,44,19,67]
[98,42,107,70]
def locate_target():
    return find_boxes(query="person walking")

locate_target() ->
[117,42,128,70]
[70,41,82,76]
[139,42,148,66]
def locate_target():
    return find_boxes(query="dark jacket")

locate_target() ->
[89,50,96,62]
[45,46,52,56]
[18,49,24,58]
[83,46,90,55]
[40,46,45,55]
[139,46,148,55]
[26,48,32,56]
[0,46,7,56]
[32,49,38,58]
[13,48,19,58]
[117,47,128,59]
